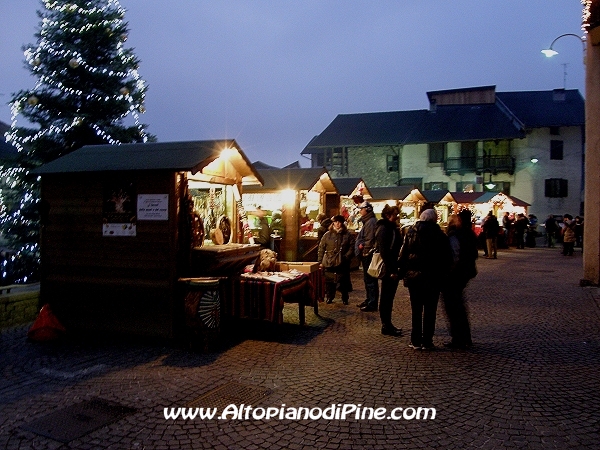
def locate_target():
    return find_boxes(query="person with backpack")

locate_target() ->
[399,208,453,350]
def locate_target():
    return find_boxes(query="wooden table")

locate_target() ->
[222,271,318,325]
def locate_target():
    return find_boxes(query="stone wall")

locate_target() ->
[348,146,401,186]
[0,288,40,329]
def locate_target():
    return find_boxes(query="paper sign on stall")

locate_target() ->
[137,194,169,221]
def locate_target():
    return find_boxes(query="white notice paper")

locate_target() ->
[137,194,169,220]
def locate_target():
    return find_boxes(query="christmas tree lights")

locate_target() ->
[0,0,154,283]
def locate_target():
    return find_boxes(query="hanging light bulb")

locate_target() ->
[68,58,80,68]
[27,95,39,106]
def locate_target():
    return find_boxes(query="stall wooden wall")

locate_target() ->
[40,171,180,338]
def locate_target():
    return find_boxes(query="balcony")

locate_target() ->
[444,155,515,175]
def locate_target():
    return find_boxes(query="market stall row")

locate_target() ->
[32,140,324,342]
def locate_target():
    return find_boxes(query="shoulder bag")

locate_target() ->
[367,251,385,278]
[322,249,342,268]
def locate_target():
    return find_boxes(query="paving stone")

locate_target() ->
[0,248,598,448]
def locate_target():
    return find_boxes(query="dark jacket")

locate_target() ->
[482,214,500,239]
[318,226,355,271]
[448,226,478,283]
[375,218,402,276]
[514,216,529,234]
[398,220,453,287]
[354,211,377,257]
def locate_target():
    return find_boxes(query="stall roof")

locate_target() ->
[421,189,449,203]
[332,178,372,198]
[369,185,413,201]
[448,192,485,204]
[244,167,338,193]
[475,192,530,207]
[32,140,263,185]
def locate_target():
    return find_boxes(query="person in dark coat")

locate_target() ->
[544,214,558,248]
[399,208,453,350]
[318,215,354,304]
[354,202,379,311]
[441,210,478,349]
[481,210,499,258]
[375,204,403,336]
[514,213,528,249]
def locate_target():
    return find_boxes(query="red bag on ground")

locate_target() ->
[27,303,66,341]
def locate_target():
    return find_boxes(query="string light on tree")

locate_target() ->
[0,0,155,283]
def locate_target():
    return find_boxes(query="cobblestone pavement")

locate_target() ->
[1,246,599,449]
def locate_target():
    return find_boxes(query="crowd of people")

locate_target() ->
[488,211,583,256]
[317,202,478,350]
[316,203,582,350]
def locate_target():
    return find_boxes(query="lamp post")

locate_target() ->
[541,33,586,58]
[542,33,586,89]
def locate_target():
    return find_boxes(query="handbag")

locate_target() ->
[322,250,342,268]
[367,251,385,278]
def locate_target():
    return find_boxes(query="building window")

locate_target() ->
[482,140,511,157]
[387,154,399,172]
[550,126,560,136]
[460,141,477,169]
[483,181,510,195]
[456,182,475,192]
[398,178,422,189]
[313,152,325,168]
[313,147,348,175]
[545,178,568,198]
[428,142,446,163]
[550,140,563,160]
[423,182,448,190]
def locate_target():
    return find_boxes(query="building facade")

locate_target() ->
[302,86,585,219]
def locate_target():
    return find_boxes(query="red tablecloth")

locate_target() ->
[223,271,315,324]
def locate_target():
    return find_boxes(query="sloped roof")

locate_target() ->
[302,103,524,153]
[244,167,337,193]
[421,189,449,203]
[332,177,371,197]
[252,160,302,170]
[449,192,485,204]
[252,160,279,170]
[475,191,530,207]
[33,140,263,186]
[496,89,584,128]
[369,185,414,201]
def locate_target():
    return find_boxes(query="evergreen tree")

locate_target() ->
[1,0,153,283]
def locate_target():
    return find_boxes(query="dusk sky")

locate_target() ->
[0,1,587,167]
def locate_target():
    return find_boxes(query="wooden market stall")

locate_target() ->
[421,189,451,226]
[242,167,338,261]
[445,192,485,216]
[33,140,263,339]
[472,192,530,219]
[332,177,372,231]
[368,185,414,226]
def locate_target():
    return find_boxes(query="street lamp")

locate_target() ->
[541,33,586,59]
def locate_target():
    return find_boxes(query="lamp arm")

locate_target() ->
[548,33,586,51]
